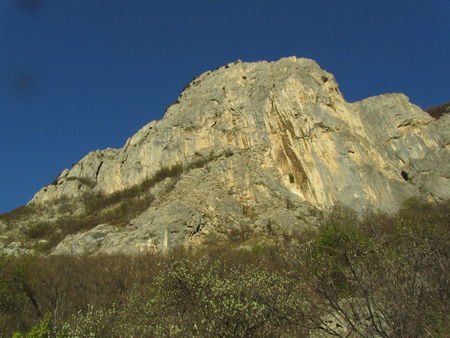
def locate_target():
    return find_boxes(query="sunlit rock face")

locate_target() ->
[27,57,450,254]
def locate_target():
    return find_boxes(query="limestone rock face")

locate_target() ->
[21,57,450,254]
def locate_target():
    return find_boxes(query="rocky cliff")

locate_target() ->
[1,57,449,255]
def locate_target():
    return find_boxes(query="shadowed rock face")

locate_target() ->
[17,57,450,254]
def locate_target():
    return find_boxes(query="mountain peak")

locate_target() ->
[1,57,449,255]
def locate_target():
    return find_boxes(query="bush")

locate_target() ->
[300,200,450,337]
[12,313,52,338]
[425,101,450,119]
[24,223,50,239]
[0,205,37,223]
[66,176,96,189]
[2,156,224,254]
[1,199,448,337]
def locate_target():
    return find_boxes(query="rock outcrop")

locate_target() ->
[3,57,450,255]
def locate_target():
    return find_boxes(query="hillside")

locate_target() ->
[0,56,449,256]
[2,200,449,337]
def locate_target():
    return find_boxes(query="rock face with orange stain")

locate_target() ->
[18,57,450,254]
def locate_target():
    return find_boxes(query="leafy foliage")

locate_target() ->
[0,199,448,337]
[12,313,51,338]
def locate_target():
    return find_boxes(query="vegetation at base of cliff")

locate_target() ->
[0,205,37,224]
[1,199,449,337]
[0,163,182,253]
[0,151,229,253]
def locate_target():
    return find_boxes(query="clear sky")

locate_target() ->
[0,0,449,212]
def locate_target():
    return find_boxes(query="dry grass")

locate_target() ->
[2,198,449,337]
[0,156,222,253]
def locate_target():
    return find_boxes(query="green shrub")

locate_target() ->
[12,313,51,338]
[0,205,37,223]
[301,200,450,337]
[66,176,96,189]
[185,156,212,170]
[24,223,50,239]
[55,305,119,337]
[1,197,448,337]
[152,163,183,182]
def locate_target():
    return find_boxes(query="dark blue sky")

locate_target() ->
[0,0,449,212]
